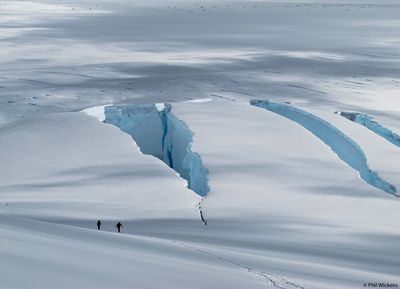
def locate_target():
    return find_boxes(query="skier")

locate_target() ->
[97,220,102,230]
[115,222,123,233]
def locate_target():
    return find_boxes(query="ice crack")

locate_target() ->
[337,111,400,148]
[104,103,210,223]
[251,100,397,197]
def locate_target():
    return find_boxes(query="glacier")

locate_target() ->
[250,100,397,196]
[104,104,210,197]
[2,1,400,288]
[338,112,400,149]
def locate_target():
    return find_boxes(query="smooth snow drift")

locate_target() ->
[104,104,210,197]
[250,100,397,196]
[0,112,200,220]
[0,215,276,289]
[337,111,400,148]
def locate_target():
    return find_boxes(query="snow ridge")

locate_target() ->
[104,103,210,197]
[250,100,398,196]
[337,111,400,148]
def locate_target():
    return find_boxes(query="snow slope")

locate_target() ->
[71,99,400,288]
[0,216,272,289]
[164,99,400,288]
[1,0,400,288]
[1,98,399,289]
[0,112,200,220]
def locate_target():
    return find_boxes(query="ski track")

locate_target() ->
[171,240,307,289]
[0,195,302,289]
[36,71,94,79]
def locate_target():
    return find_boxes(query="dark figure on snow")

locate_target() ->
[116,222,123,233]
[97,220,102,230]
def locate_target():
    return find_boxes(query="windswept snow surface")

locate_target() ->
[2,0,400,130]
[1,0,400,288]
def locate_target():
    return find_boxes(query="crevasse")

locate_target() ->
[338,111,400,148]
[250,100,397,196]
[104,103,210,197]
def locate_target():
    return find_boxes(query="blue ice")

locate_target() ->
[338,112,400,149]
[251,100,397,196]
[104,104,210,197]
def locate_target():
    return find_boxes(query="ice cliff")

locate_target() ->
[251,100,397,196]
[338,111,400,148]
[104,104,210,197]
